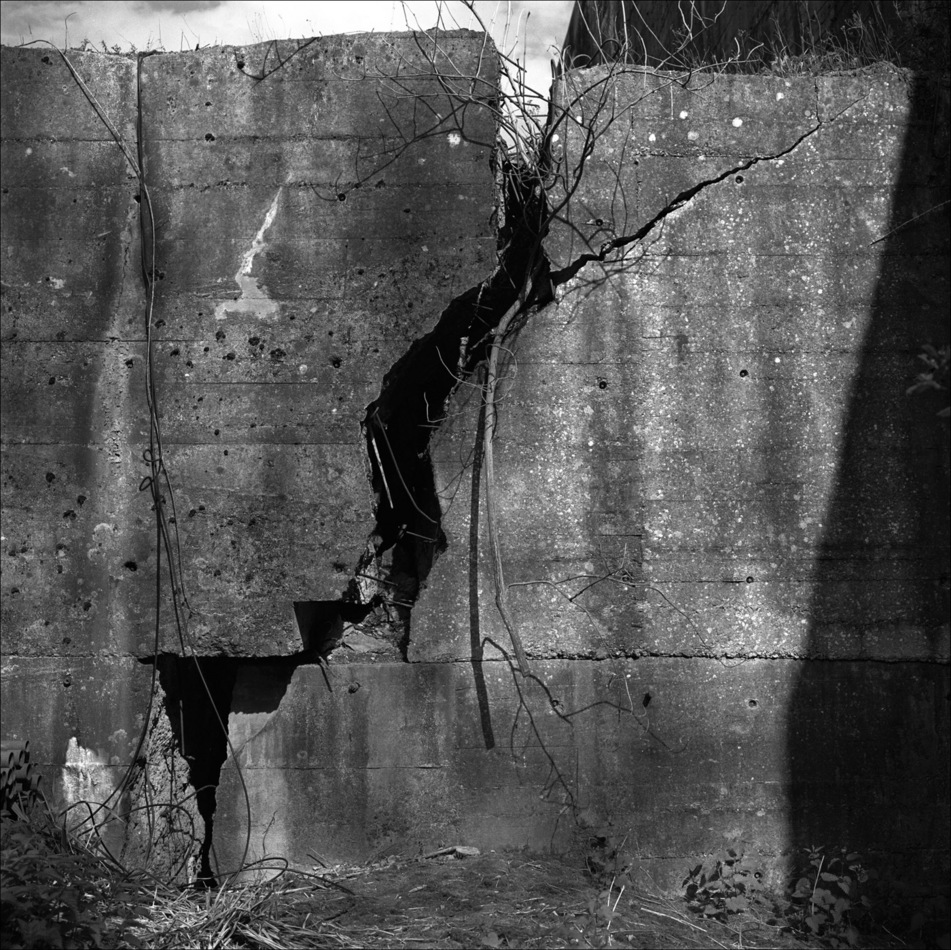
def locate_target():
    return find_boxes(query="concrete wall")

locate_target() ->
[2,39,948,890]
[1,34,499,874]
[219,67,949,886]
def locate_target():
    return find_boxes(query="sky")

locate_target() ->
[0,0,575,102]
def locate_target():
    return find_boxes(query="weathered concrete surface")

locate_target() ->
[3,43,948,892]
[0,34,499,839]
[0,48,162,830]
[416,70,950,664]
[139,34,498,656]
[403,69,947,883]
[216,659,948,887]
[1,49,149,663]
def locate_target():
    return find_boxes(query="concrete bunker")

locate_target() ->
[0,23,948,896]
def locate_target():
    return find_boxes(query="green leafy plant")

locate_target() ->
[1,804,147,950]
[907,344,951,418]
[788,846,875,948]
[682,847,764,922]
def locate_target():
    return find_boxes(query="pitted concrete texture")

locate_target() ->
[214,658,949,887]
[414,70,950,665]
[2,47,948,890]
[1,35,499,669]
[1,34,498,802]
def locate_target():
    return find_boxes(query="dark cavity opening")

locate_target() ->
[357,157,552,648]
[155,655,238,888]
[150,649,332,885]
[293,600,371,658]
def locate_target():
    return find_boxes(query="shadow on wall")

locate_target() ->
[787,75,950,885]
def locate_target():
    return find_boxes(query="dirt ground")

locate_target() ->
[306,848,824,950]
[3,808,922,950]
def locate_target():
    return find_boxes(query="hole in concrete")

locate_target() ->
[204,133,216,142]
[350,155,551,658]
[735,175,744,183]
[642,693,652,708]
[124,560,138,572]
[746,576,755,583]
[293,601,371,657]
[739,369,749,377]
[748,699,758,707]
[154,655,239,886]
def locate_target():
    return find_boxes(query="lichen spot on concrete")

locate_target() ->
[776,92,785,100]
[687,131,699,142]
[64,737,111,807]
[447,131,462,147]
[25,147,32,156]
[732,117,743,128]
[679,110,688,119]
[215,187,281,321]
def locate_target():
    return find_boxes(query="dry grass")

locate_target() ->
[5,804,916,949]
[120,848,831,950]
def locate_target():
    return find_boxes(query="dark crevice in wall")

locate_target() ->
[345,160,552,656]
[152,655,237,886]
[149,651,329,884]
[334,123,825,660]
[293,600,373,657]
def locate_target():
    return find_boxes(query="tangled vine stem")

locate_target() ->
[484,293,530,675]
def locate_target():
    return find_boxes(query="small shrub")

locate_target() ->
[0,804,146,950]
[682,847,764,922]
[907,344,950,418]
[787,846,875,948]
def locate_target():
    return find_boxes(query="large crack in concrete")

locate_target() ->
[139,68,831,881]
[310,113,831,666]
[334,160,552,659]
